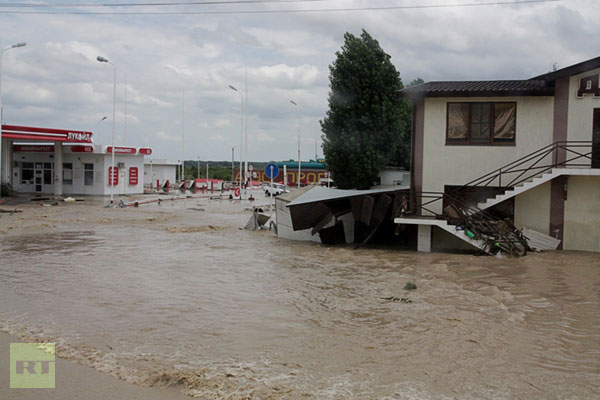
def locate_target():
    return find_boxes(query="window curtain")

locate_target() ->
[448,103,469,139]
[494,103,516,139]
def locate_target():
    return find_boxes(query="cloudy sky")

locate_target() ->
[0,0,598,162]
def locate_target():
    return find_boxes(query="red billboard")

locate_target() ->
[129,167,138,185]
[13,145,55,152]
[71,145,94,153]
[107,146,136,154]
[109,166,119,186]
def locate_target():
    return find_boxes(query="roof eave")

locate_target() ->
[530,56,600,82]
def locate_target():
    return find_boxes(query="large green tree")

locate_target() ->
[321,30,410,189]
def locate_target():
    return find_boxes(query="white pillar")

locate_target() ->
[6,139,13,186]
[54,142,63,196]
[283,165,287,186]
[417,225,432,252]
[0,137,8,184]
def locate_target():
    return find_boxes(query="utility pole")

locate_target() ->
[231,146,235,181]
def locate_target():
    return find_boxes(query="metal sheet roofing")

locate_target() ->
[286,185,408,207]
[398,79,554,98]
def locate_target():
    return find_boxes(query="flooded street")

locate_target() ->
[1,194,599,399]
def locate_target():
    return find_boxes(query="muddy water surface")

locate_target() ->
[0,196,599,399]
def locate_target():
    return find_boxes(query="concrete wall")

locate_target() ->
[513,181,551,235]
[563,176,600,252]
[144,161,178,186]
[101,154,145,195]
[421,96,555,213]
[378,169,410,186]
[567,67,600,147]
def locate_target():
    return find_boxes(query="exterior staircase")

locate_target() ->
[477,167,600,210]
[396,141,597,256]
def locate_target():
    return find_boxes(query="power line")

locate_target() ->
[0,0,562,14]
[0,0,329,8]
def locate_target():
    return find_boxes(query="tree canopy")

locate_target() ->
[320,30,410,189]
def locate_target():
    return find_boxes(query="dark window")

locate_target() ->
[21,163,34,184]
[44,169,53,185]
[447,102,516,145]
[63,163,73,185]
[84,163,94,186]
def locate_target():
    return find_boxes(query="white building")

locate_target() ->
[377,167,410,187]
[2,125,151,196]
[144,159,179,188]
[396,56,600,253]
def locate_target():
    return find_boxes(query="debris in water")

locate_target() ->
[167,225,226,233]
[381,297,412,303]
[404,282,417,291]
[0,208,22,214]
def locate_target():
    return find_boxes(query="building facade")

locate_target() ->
[396,56,600,253]
[2,125,151,196]
[144,159,179,188]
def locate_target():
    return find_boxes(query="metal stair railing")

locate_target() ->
[450,141,593,198]
[402,191,529,256]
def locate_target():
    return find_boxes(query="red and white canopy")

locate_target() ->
[1,124,93,143]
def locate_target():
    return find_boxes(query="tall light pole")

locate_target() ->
[229,85,244,192]
[290,100,302,187]
[97,55,116,204]
[181,89,185,186]
[231,145,238,182]
[0,41,26,202]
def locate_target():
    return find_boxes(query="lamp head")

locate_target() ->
[228,85,238,91]
[97,56,109,63]
[12,42,26,48]
[290,100,297,106]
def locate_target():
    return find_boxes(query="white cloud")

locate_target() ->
[0,0,598,161]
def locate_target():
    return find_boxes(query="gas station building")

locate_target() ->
[1,124,151,196]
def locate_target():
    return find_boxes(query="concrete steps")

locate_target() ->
[477,169,560,210]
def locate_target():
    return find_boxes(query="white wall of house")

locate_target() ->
[421,96,555,213]
[567,67,600,147]
[513,181,551,235]
[563,176,600,252]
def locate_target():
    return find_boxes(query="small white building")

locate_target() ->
[1,124,151,196]
[377,167,410,187]
[144,159,179,188]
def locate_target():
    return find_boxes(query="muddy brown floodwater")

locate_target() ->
[1,193,599,399]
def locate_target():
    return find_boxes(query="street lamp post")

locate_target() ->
[290,100,302,188]
[229,85,244,194]
[0,41,26,202]
[97,55,117,205]
[231,145,238,182]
